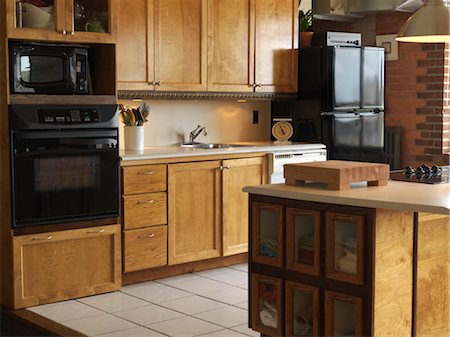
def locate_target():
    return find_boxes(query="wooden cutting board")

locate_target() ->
[284,160,390,190]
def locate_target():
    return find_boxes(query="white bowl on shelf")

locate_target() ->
[22,2,54,29]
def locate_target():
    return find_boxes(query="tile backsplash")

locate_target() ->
[117,100,271,148]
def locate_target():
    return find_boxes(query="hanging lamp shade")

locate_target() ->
[396,0,450,43]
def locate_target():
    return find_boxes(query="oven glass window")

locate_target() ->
[20,55,65,83]
[12,132,118,227]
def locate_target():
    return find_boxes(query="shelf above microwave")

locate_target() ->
[9,94,116,105]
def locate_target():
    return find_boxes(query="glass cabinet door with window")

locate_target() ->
[7,0,116,43]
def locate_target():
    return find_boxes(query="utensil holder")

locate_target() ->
[124,126,144,151]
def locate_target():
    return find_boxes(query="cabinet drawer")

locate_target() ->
[123,192,167,230]
[124,226,167,273]
[12,224,121,309]
[123,164,167,195]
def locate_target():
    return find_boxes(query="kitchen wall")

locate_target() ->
[117,100,271,148]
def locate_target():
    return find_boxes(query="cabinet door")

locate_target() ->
[254,0,298,93]
[207,0,254,92]
[168,161,221,265]
[285,281,320,337]
[116,0,155,90]
[251,202,283,268]
[222,156,267,256]
[325,213,365,285]
[64,0,117,43]
[286,208,321,276]
[7,0,116,43]
[12,224,121,309]
[251,273,283,337]
[324,291,363,337]
[7,0,67,41]
[155,0,207,91]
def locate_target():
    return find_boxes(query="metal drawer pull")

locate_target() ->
[32,236,53,240]
[219,165,230,171]
[62,30,67,35]
[138,171,154,175]
[87,229,105,234]
[138,233,155,239]
[137,199,155,205]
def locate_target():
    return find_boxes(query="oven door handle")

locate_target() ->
[13,130,118,140]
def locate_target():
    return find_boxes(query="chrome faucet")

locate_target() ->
[189,125,208,143]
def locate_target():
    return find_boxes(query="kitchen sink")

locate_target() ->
[179,142,247,149]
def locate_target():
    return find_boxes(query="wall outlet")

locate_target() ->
[253,110,259,124]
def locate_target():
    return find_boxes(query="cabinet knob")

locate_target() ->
[87,229,105,234]
[138,233,155,239]
[138,171,154,175]
[256,83,262,87]
[32,235,53,240]
[252,83,257,88]
[219,165,230,171]
[62,30,67,35]
[137,200,155,205]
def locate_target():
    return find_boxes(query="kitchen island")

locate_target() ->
[243,181,449,337]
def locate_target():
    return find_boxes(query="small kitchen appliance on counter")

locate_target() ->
[390,165,449,184]
[9,104,120,228]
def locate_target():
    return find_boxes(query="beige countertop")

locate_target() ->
[120,142,326,161]
[243,181,450,215]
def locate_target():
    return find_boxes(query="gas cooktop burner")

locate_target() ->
[390,165,450,184]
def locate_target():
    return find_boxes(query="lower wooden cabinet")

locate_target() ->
[12,224,121,309]
[251,273,283,337]
[324,290,363,337]
[285,281,320,337]
[123,225,167,272]
[249,195,415,337]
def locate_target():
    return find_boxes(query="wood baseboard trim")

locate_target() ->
[123,254,248,285]
[1,306,86,337]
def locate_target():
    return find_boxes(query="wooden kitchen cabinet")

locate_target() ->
[123,225,167,272]
[117,0,207,91]
[208,0,298,93]
[168,160,222,265]
[6,0,117,43]
[117,0,297,93]
[168,156,267,265]
[207,0,254,92]
[222,157,267,256]
[12,224,121,309]
[254,0,298,93]
[122,163,168,272]
[248,196,414,337]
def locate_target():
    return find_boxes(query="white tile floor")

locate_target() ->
[27,264,260,337]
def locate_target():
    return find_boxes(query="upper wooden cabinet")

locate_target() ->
[117,0,298,93]
[117,0,207,91]
[207,0,254,92]
[254,0,298,93]
[6,0,117,43]
[208,0,297,93]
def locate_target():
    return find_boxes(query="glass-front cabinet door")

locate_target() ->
[325,213,364,285]
[324,291,363,337]
[285,281,319,337]
[66,0,116,43]
[251,202,283,267]
[8,0,115,43]
[286,208,321,276]
[251,273,283,337]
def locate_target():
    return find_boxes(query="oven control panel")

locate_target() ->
[38,109,100,124]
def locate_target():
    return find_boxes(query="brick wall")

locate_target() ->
[314,13,450,167]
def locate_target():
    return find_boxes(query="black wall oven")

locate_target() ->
[9,105,120,228]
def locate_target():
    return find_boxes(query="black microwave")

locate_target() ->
[9,43,89,95]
